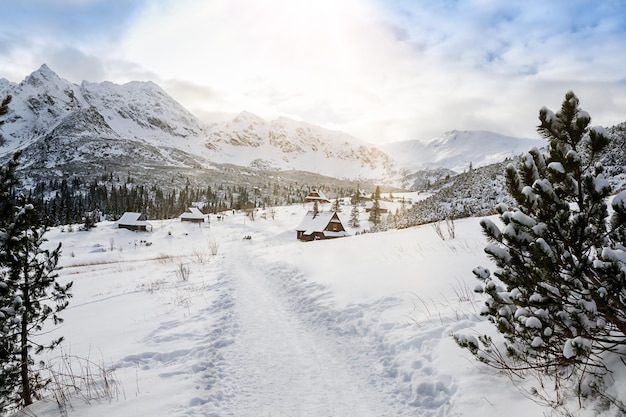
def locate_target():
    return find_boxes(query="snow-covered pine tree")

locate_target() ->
[351,186,361,206]
[332,197,342,213]
[349,204,360,228]
[0,150,22,410]
[0,95,10,123]
[457,92,626,394]
[0,143,72,408]
[368,186,382,225]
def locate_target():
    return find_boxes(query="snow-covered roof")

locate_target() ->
[179,207,205,220]
[118,212,142,224]
[117,212,150,227]
[296,211,346,236]
[305,189,330,203]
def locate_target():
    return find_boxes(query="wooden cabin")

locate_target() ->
[179,207,205,223]
[353,189,371,201]
[305,188,330,204]
[117,212,152,231]
[296,211,349,241]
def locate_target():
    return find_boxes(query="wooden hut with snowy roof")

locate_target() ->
[179,207,205,223]
[296,211,349,241]
[117,212,152,231]
[305,188,330,204]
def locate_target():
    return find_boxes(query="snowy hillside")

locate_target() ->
[8,201,571,417]
[382,130,545,174]
[0,65,394,181]
[0,64,205,151]
[0,64,215,184]
[0,65,549,185]
[204,111,394,178]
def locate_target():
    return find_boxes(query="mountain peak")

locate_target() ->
[23,63,63,88]
[33,63,59,79]
[234,110,265,122]
[383,129,545,173]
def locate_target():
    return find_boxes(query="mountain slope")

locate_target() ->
[380,126,626,230]
[0,64,216,186]
[0,65,396,182]
[1,65,554,186]
[204,111,395,178]
[382,130,545,174]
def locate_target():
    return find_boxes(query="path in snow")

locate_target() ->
[108,234,459,417]
[215,241,391,417]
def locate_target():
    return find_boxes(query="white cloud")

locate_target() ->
[117,0,430,133]
[2,0,626,144]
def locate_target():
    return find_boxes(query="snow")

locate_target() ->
[2,66,554,185]
[593,175,611,194]
[204,114,394,180]
[524,316,543,329]
[601,247,626,263]
[548,161,565,174]
[5,204,613,417]
[563,337,592,359]
[0,65,389,181]
[591,125,609,137]
[511,210,536,228]
[535,237,554,257]
[382,130,544,174]
[612,189,626,212]
[531,336,544,348]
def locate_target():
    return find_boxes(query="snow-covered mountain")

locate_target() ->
[0,65,394,181]
[0,64,206,150]
[203,111,394,178]
[0,64,212,184]
[0,65,548,187]
[382,130,545,174]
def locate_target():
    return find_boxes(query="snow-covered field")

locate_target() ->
[11,200,558,416]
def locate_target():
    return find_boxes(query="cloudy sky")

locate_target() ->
[1,0,625,145]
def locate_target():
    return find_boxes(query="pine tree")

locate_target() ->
[0,151,22,410]
[0,104,72,409]
[332,197,342,213]
[351,185,361,206]
[457,92,626,396]
[312,201,319,218]
[368,186,382,225]
[349,204,360,228]
[0,95,11,122]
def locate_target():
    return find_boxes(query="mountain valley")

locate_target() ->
[1,65,624,226]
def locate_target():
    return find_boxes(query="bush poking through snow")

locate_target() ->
[192,248,208,264]
[175,261,191,282]
[208,239,219,256]
[432,218,456,241]
[46,350,123,417]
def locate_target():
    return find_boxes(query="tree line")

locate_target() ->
[13,176,355,227]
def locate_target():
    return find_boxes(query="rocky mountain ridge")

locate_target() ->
[0,65,394,182]
[1,64,559,190]
[382,129,544,174]
[203,111,394,178]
